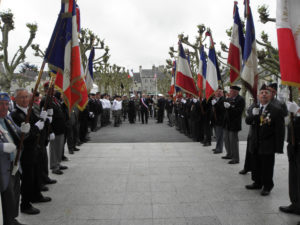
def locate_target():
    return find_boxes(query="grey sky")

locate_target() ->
[2,0,277,72]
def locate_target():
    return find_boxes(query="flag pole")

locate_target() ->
[288,86,296,146]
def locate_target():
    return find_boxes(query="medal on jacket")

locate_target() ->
[260,111,271,126]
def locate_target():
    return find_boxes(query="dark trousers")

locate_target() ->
[251,153,275,191]
[141,110,148,124]
[39,147,49,184]
[157,110,164,123]
[242,142,252,172]
[66,121,76,150]
[79,119,88,142]
[287,144,300,209]
[128,111,135,123]
[91,114,98,131]
[20,162,42,208]
[1,172,20,225]
[203,119,211,143]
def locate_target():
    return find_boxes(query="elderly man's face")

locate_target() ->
[0,100,9,118]
[258,89,271,105]
[15,90,30,108]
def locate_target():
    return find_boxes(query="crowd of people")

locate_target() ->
[166,83,300,222]
[1,81,300,224]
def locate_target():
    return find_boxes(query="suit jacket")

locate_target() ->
[10,107,41,164]
[213,96,225,126]
[245,102,285,154]
[0,116,20,192]
[157,98,165,112]
[140,98,149,112]
[223,95,245,131]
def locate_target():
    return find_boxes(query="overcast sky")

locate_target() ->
[1,0,277,72]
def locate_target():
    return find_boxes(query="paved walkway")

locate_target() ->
[2,118,299,225]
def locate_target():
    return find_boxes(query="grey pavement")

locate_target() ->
[89,116,249,143]
[2,117,298,225]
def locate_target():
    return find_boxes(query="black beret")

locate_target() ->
[268,83,278,91]
[260,84,268,91]
[230,85,241,91]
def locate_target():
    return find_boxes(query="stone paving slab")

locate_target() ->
[1,141,295,225]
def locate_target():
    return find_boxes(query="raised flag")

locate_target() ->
[240,1,258,99]
[85,47,95,92]
[168,61,176,96]
[205,32,220,100]
[277,0,300,87]
[228,1,245,84]
[45,0,88,111]
[197,46,207,98]
[176,42,198,96]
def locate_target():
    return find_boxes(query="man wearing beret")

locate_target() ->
[222,85,245,164]
[245,84,285,196]
[0,92,30,225]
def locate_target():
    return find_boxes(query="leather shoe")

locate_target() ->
[13,219,27,225]
[41,186,49,192]
[261,189,270,196]
[203,142,211,147]
[74,147,80,151]
[212,148,216,152]
[222,156,231,159]
[59,165,68,170]
[213,151,222,154]
[52,169,63,175]
[62,156,69,161]
[228,160,239,164]
[239,169,249,175]
[245,183,262,190]
[21,206,40,215]
[31,196,52,203]
[44,178,57,184]
[279,205,300,215]
[68,149,74,154]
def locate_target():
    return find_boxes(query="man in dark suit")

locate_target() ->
[212,88,225,154]
[156,94,165,123]
[222,86,245,164]
[279,101,300,214]
[140,94,149,124]
[165,95,174,126]
[245,84,285,196]
[0,92,30,225]
[11,88,51,215]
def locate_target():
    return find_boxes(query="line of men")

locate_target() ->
[0,81,86,225]
[171,83,300,221]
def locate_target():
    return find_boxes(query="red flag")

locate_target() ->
[277,0,300,87]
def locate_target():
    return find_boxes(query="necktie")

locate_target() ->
[259,106,264,115]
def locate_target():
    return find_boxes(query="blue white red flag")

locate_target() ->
[241,2,258,99]
[205,31,220,100]
[85,47,95,92]
[44,0,88,111]
[228,1,245,84]
[175,42,198,96]
[168,61,176,96]
[197,46,207,98]
[277,0,300,87]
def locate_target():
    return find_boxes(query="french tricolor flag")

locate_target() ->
[228,1,244,84]
[240,1,258,99]
[205,32,220,100]
[85,47,95,92]
[197,46,207,98]
[168,61,176,96]
[176,42,198,96]
[277,0,300,87]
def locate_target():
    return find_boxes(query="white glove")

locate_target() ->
[212,99,217,105]
[49,133,55,141]
[47,108,53,116]
[3,143,16,153]
[35,120,45,130]
[193,98,197,103]
[89,112,94,118]
[224,102,231,108]
[287,101,299,114]
[20,122,30,133]
[47,116,53,123]
[252,107,260,116]
[40,110,47,121]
